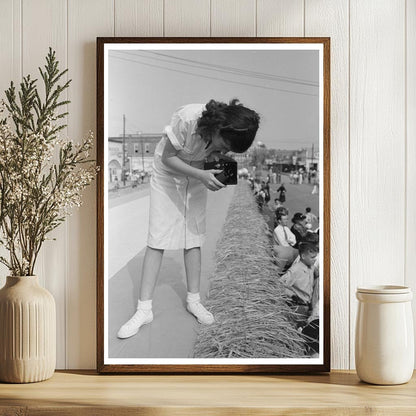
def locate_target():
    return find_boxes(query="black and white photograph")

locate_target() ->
[97,38,330,373]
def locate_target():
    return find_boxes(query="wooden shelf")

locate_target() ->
[0,370,415,415]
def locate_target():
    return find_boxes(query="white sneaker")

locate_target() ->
[187,302,215,325]
[117,309,153,339]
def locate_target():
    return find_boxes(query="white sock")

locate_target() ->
[187,292,200,304]
[186,293,214,325]
[137,299,152,311]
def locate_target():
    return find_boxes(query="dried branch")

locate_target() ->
[0,49,97,276]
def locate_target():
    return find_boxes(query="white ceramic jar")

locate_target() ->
[355,285,414,385]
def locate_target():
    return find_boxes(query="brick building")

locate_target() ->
[108,133,162,183]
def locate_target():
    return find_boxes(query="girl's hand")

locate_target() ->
[199,169,226,191]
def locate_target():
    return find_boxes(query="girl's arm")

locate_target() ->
[161,138,225,191]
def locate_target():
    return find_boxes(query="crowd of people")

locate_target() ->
[288,167,318,185]
[248,172,320,356]
[287,168,320,196]
[250,177,271,209]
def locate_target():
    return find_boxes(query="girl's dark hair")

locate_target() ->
[197,98,260,153]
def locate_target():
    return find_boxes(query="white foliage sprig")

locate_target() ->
[0,48,97,276]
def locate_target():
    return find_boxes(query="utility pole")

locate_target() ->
[122,114,126,186]
[139,132,144,172]
[311,143,314,168]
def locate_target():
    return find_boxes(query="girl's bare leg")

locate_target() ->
[184,247,214,325]
[139,246,164,300]
[184,247,201,293]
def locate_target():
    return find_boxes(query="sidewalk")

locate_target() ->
[108,186,235,359]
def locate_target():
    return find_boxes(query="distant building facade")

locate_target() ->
[108,133,162,183]
[108,139,123,183]
[270,148,319,172]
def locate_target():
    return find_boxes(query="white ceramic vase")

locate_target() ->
[0,276,56,383]
[355,285,414,385]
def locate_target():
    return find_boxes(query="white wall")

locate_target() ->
[0,0,414,370]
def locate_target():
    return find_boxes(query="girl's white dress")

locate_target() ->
[147,104,211,250]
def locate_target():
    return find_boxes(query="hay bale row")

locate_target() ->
[193,181,307,358]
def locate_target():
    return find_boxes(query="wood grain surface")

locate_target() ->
[22,0,68,369]
[406,0,416,366]
[0,0,21,293]
[305,0,349,371]
[0,371,415,415]
[165,0,210,37]
[211,0,256,37]
[349,0,406,369]
[257,0,304,37]
[115,0,163,37]
[67,0,114,370]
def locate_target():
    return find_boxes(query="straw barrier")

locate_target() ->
[193,181,307,358]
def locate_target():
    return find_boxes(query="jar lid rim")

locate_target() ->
[357,285,411,294]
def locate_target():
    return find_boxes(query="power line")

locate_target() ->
[110,55,318,98]
[143,51,319,86]
[116,50,319,88]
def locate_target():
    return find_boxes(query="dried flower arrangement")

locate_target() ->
[0,48,97,276]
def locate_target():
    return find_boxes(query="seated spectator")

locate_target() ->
[300,277,320,356]
[280,243,319,326]
[273,198,283,212]
[275,206,288,217]
[291,212,308,249]
[262,181,270,207]
[248,176,254,190]
[273,206,288,228]
[255,188,266,210]
[288,232,320,355]
[253,178,261,194]
[273,212,296,247]
[292,232,320,268]
[272,210,298,274]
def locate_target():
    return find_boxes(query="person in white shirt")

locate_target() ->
[273,212,296,247]
[272,211,298,274]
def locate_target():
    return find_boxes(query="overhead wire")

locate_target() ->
[116,50,319,87]
[110,54,318,97]
[143,51,318,86]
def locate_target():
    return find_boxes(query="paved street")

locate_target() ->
[264,174,320,230]
[108,184,235,359]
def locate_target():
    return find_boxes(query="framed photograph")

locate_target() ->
[97,37,330,373]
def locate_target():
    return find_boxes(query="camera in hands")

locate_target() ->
[204,154,238,185]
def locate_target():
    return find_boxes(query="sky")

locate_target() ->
[108,47,320,151]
